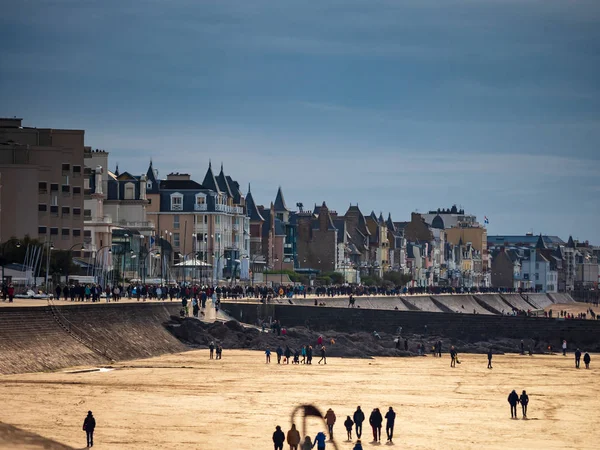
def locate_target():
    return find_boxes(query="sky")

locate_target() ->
[1,0,599,243]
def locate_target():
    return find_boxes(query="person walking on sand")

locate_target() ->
[209,341,215,359]
[508,390,520,419]
[575,348,582,368]
[287,424,301,450]
[344,415,354,441]
[276,346,283,364]
[301,345,307,364]
[369,408,383,442]
[83,410,95,448]
[284,346,292,364]
[487,348,493,369]
[562,339,567,356]
[273,425,285,450]
[301,436,312,450]
[318,346,327,364]
[584,352,591,369]
[265,348,271,363]
[313,431,327,450]
[450,346,457,368]
[384,407,396,443]
[520,390,529,419]
[324,408,336,440]
[353,406,365,439]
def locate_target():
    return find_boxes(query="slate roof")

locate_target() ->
[159,179,204,190]
[216,164,233,198]
[567,236,575,248]
[145,161,159,194]
[201,161,221,194]
[431,214,445,229]
[226,176,243,204]
[535,234,547,250]
[488,235,564,246]
[245,185,264,221]
[386,213,396,233]
[274,186,289,212]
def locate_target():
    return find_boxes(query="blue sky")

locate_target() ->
[1,0,599,243]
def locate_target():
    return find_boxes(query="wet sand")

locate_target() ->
[0,350,598,449]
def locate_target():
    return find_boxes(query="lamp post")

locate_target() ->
[180,251,198,285]
[0,238,21,286]
[140,248,160,285]
[65,242,85,284]
[44,240,55,293]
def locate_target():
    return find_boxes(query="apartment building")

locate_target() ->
[0,118,85,250]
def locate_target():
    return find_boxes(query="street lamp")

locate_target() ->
[0,238,21,287]
[65,242,86,284]
[44,241,55,293]
[93,245,112,287]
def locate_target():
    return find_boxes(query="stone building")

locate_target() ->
[295,202,338,273]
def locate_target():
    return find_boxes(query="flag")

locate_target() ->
[150,236,155,248]
[484,216,489,225]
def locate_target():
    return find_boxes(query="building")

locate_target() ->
[520,248,558,293]
[0,117,86,251]
[295,202,338,273]
[146,162,249,283]
[421,205,478,229]
[365,212,389,277]
[445,225,488,273]
[488,234,564,249]
[490,248,522,290]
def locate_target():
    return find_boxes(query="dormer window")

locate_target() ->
[170,192,183,211]
[147,180,153,190]
[195,193,206,205]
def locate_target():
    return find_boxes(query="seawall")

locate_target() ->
[221,302,600,348]
[0,303,185,375]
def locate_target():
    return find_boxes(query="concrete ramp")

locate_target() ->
[400,296,445,313]
[548,293,575,304]
[521,294,553,309]
[499,294,536,311]
[0,303,186,375]
[475,294,513,315]
[432,295,494,315]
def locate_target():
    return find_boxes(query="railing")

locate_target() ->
[118,220,154,228]
[194,203,207,211]
[215,204,244,214]
[215,204,226,212]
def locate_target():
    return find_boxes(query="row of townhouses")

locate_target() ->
[1,118,599,292]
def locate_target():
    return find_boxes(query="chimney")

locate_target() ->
[140,175,147,200]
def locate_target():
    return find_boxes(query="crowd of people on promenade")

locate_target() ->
[273,405,396,449]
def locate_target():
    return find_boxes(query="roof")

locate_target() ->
[535,234,547,250]
[394,221,409,230]
[245,185,264,221]
[159,179,204,190]
[216,164,233,198]
[431,214,445,229]
[386,213,396,233]
[274,186,289,212]
[201,161,221,194]
[488,235,565,246]
[567,236,575,248]
[226,176,243,204]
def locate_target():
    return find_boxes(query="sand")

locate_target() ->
[0,350,598,450]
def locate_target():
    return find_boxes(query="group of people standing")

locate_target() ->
[272,405,396,450]
[266,345,327,365]
[507,390,529,419]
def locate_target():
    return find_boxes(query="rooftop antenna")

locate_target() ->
[296,202,304,213]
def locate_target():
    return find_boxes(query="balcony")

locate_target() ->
[215,204,226,212]
[117,220,155,230]
[194,203,207,211]
[215,204,244,214]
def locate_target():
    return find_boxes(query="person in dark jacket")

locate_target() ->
[344,415,354,441]
[508,390,520,419]
[369,408,383,442]
[273,425,285,450]
[575,348,582,368]
[209,341,215,359]
[353,406,365,439]
[284,346,292,364]
[83,411,96,447]
[318,346,327,365]
[487,348,493,369]
[520,390,529,418]
[384,407,396,443]
[276,346,283,364]
[450,346,457,368]
[583,352,591,369]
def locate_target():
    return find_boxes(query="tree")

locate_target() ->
[322,271,344,284]
[383,271,412,286]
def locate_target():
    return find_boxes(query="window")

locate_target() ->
[84,167,92,176]
[124,182,135,200]
[62,163,70,172]
[50,205,59,215]
[195,193,206,205]
[73,208,81,216]
[73,186,81,195]
[535,273,539,281]
[73,165,81,174]
[38,226,47,235]
[62,228,70,236]
[38,204,47,212]
[50,183,59,191]
[216,215,221,225]
[84,230,91,238]
[62,206,70,215]
[62,185,70,193]
[73,229,81,237]
[173,215,180,229]
[204,215,208,224]
[84,209,91,218]
[51,195,58,206]
[38,182,47,193]
[50,227,59,235]
[170,192,183,211]
[147,180,153,190]
[173,232,180,248]
[535,263,539,270]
